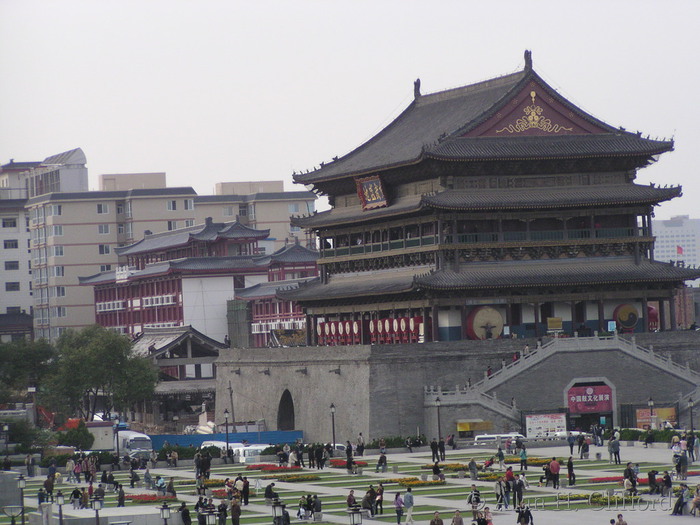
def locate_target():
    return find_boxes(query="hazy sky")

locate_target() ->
[1,1,698,218]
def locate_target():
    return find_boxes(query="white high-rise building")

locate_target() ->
[653,215,700,285]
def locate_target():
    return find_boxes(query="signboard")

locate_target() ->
[355,175,388,210]
[607,321,617,332]
[635,407,677,428]
[547,317,563,331]
[525,413,567,438]
[568,385,613,414]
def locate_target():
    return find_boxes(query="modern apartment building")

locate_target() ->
[26,188,197,340]
[0,200,33,315]
[652,215,700,271]
[99,172,167,191]
[195,181,316,251]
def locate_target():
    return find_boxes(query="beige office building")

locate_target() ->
[26,188,197,340]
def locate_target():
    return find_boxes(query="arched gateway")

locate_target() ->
[277,389,295,430]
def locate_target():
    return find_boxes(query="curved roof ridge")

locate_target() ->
[417,70,526,106]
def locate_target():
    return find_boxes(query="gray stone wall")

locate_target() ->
[215,331,700,442]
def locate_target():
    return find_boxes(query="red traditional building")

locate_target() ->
[283,51,700,345]
[80,220,318,342]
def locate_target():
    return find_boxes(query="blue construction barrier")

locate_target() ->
[150,430,303,450]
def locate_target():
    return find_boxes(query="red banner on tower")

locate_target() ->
[568,385,613,413]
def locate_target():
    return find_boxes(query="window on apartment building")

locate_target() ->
[98,224,110,234]
[5,282,20,291]
[52,225,63,236]
[52,246,64,257]
[6,306,21,314]
[51,266,65,277]
[2,218,17,228]
[100,264,112,272]
[288,203,300,213]
[167,220,178,231]
[4,261,19,270]
[98,244,111,255]
[185,219,195,227]
[239,204,247,217]
[116,203,124,214]
[49,205,62,216]
[223,206,235,216]
[52,306,67,318]
[248,203,255,219]
[118,224,125,234]
[51,286,66,297]
[184,199,194,210]
[4,239,18,249]
[167,200,177,210]
[97,203,109,214]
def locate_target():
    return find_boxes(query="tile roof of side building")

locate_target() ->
[115,218,270,256]
[293,55,671,185]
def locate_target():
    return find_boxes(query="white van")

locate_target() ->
[232,444,268,463]
[200,441,244,453]
[474,433,525,445]
[115,430,152,453]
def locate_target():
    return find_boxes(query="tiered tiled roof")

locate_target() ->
[294,63,672,186]
[115,218,269,256]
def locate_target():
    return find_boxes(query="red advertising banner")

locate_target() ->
[568,385,613,414]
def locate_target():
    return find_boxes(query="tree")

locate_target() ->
[0,339,55,404]
[57,420,95,450]
[42,325,158,420]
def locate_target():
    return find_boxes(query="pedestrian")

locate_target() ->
[449,510,461,525]
[393,493,404,525]
[615,514,628,525]
[468,458,478,480]
[438,437,446,461]
[430,511,444,525]
[179,503,192,525]
[217,500,228,525]
[567,456,575,486]
[117,485,125,507]
[494,476,508,510]
[496,447,505,470]
[357,433,365,457]
[467,484,480,520]
[403,487,414,525]
[230,499,241,525]
[567,433,576,455]
[167,477,177,497]
[376,483,384,515]
[430,438,439,462]
[519,446,528,470]
[483,507,493,525]
[515,503,533,525]
[375,454,387,473]
[672,483,690,515]
[513,474,525,507]
[242,477,250,505]
[549,457,560,489]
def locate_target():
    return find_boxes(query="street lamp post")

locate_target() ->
[2,506,23,525]
[17,475,25,525]
[114,419,120,468]
[690,398,695,432]
[224,409,230,463]
[55,491,65,525]
[435,397,442,440]
[2,424,9,454]
[271,499,286,525]
[91,497,102,525]
[330,404,336,452]
[160,502,171,525]
[648,397,655,430]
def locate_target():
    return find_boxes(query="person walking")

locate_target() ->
[496,447,505,470]
[117,485,125,507]
[494,477,508,510]
[403,487,414,525]
[449,510,461,525]
[230,499,241,525]
[430,511,444,525]
[438,437,446,461]
[567,456,576,486]
[567,433,576,455]
[519,446,528,470]
[430,439,439,463]
[549,457,561,489]
[467,484,481,521]
[393,493,404,525]
[515,503,534,525]
[179,503,192,525]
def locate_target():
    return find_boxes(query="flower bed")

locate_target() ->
[329,458,368,468]
[246,464,302,472]
[125,494,177,503]
[421,463,469,472]
[376,477,419,485]
[210,489,228,498]
[261,474,322,482]
[399,479,445,487]
[203,478,228,487]
[476,473,502,481]
[504,456,549,466]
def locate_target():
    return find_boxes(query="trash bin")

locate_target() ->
[595,453,602,460]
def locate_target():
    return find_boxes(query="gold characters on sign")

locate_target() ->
[364,181,384,202]
[495,91,573,134]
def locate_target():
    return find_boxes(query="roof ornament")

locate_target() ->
[524,50,533,70]
[414,78,421,98]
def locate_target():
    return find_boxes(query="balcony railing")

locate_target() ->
[322,227,643,258]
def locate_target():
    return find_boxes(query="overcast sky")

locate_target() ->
[1,1,698,218]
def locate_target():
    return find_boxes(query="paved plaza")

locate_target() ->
[7,442,696,525]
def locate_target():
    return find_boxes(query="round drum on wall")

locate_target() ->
[465,306,504,340]
[613,303,639,330]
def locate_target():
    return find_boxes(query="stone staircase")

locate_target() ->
[424,385,521,424]
[468,333,700,393]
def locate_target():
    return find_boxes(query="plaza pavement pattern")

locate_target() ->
[6,443,696,525]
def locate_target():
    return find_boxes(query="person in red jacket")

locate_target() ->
[549,457,561,489]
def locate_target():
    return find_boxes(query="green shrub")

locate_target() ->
[56,421,94,450]
[157,445,199,460]
[366,436,408,449]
